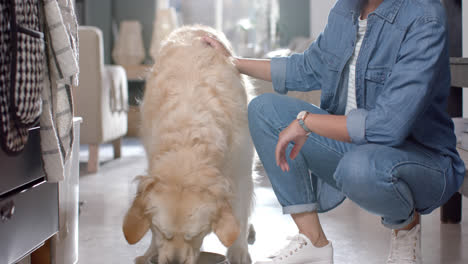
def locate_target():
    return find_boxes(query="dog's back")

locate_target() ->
[141,25,250,172]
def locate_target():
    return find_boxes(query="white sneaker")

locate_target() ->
[255,234,333,264]
[266,236,303,259]
[387,224,422,264]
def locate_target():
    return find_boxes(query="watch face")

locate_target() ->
[298,111,307,120]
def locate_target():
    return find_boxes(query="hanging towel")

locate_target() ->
[40,0,79,182]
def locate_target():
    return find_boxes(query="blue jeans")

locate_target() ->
[248,94,449,229]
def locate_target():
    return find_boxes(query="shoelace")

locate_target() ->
[268,236,301,258]
[270,235,309,261]
[387,230,419,264]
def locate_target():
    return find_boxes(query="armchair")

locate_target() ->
[73,26,128,173]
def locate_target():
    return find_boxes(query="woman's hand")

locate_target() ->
[275,120,309,172]
[203,36,231,57]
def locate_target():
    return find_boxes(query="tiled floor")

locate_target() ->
[78,139,468,264]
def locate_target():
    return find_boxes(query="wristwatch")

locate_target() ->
[297,111,312,135]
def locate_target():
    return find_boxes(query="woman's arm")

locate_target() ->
[204,35,327,95]
[234,58,272,82]
[305,114,350,142]
[203,36,272,81]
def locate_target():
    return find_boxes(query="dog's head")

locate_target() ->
[123,168,239,264]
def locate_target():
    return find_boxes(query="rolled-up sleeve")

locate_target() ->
[270,34,327,95]
[271,57,288,94]
[347,108,368,145]
[347,18,448,146]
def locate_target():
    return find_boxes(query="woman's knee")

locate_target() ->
[248,93,287,132]
[248,93,279,119]
[247,94,280,144]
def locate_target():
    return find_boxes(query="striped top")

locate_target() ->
[345,18,367,115]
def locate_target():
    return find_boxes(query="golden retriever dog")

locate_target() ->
[122,25,255,264]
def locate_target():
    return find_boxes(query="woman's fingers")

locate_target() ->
[203,36,218,48]
[202,36,230,57]
[290,137,306,160]
[275,133,287,170]
[275,132,293,172]
[275,136,283,166]
[275,121,308,172]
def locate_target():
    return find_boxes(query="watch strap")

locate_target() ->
[298,118,312,135]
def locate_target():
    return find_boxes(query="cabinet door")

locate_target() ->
[0,127,44,196]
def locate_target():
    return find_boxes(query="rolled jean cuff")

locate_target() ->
[282,203,318,215]
[381,210,415,230]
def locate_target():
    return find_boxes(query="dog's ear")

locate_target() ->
[212,204,240,247]
[122,194,150,245]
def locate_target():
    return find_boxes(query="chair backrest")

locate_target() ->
[77,26,105,91]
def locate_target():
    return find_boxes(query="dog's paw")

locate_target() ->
[227,247,252,264]
[247,224,256,245]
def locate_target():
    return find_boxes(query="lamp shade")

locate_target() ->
[112,20,146,66]
[150,7,178,61]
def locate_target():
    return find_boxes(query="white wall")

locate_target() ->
[309,0,335,39]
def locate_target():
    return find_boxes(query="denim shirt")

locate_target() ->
[271,0,465,212]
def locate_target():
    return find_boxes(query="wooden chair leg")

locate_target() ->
[112,137,122,159]
[87,144,99,173]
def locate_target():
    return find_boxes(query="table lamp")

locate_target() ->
[112,20,146,66]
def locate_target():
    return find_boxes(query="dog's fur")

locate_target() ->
[122,25,255,264]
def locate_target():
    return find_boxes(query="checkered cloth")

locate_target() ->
[0,0,45,155]
[40,0,79,182]
[15,25,44,125]
[0,0,79,182]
